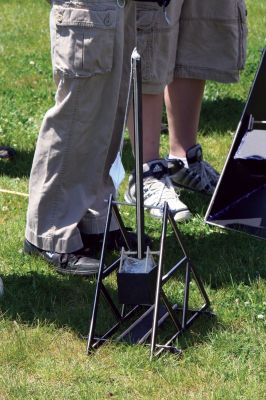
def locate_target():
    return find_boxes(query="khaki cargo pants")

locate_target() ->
[136,0,248,94]
[26,0,135,253]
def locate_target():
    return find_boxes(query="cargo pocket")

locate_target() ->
[52,5,117,77]
[136,4,178,83]
[237,0,248,70]
[135,7,157,82]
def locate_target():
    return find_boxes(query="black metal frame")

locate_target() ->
[86,195,211,359]
[87,48,211,359]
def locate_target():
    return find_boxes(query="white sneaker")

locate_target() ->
[167,144,220,195]
[124,159,191,222]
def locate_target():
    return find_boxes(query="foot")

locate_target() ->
[24,239,99,276]
[124,159,191,222]
[167,144,220,195]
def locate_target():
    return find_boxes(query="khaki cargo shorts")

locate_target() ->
[136,0,248,94]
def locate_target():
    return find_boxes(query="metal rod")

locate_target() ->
[132,48,145,259]
[182,261,190,329]
[112,202,132,251]
[190,261,211,307]
[91,305,142,349]
[153,305,210,357]
[102,258,121,279]
[161,289,182,331]
[92,322,123,349]
[101,284,122,321]
[138,307,171,344]
[150,202,168,359]
[154,333,182,357]
[116,305,153,342]
[86,194,114,353]
[168,208,189,259]
[162,256,187,284]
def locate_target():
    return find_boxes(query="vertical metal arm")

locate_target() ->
[132,48,145,259]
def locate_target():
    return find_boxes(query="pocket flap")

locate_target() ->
[55,7,116,29]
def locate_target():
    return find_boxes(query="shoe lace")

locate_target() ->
[189,159,215,187]
[59,253,82,268]
[143,175,181,208]
[202,160,220,180]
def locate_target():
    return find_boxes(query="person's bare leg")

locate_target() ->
[165,77,205,158]
[126,90,191,222]
[165,77,219,195]
[127,93,164,163]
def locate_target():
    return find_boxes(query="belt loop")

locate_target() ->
[117,0,126,8]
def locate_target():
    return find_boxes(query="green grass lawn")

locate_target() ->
[1,1,266,399]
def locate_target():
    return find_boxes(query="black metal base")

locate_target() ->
[86,195,212,359]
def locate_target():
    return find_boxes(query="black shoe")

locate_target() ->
[81,228,152,254]
[24,239,99,276]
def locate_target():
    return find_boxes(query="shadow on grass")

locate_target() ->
[0,266,219,354]
[155,220,266,291]
[1,272,96,335]
[199,97,245,134]
[183,229,266,288]
[161,97,245,135]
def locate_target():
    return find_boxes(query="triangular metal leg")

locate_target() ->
[87,199,213,359]
[148,202,212,359]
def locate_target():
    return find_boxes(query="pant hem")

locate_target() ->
[25,227,83,253]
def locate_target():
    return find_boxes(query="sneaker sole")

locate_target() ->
[55,266,99,276]
[125,192,192,223]
[173,209,192,222]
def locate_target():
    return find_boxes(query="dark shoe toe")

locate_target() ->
[24,239,99,276]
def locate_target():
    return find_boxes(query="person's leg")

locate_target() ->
[165,77,218,195]
[125,0,191,222]
[25,1,135,274]
[127,93,163,163]
[127,0,180,163]
[164,76,219,195]
[165,77,205,159]
[167,0,248,195]
[79,0,136,237]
